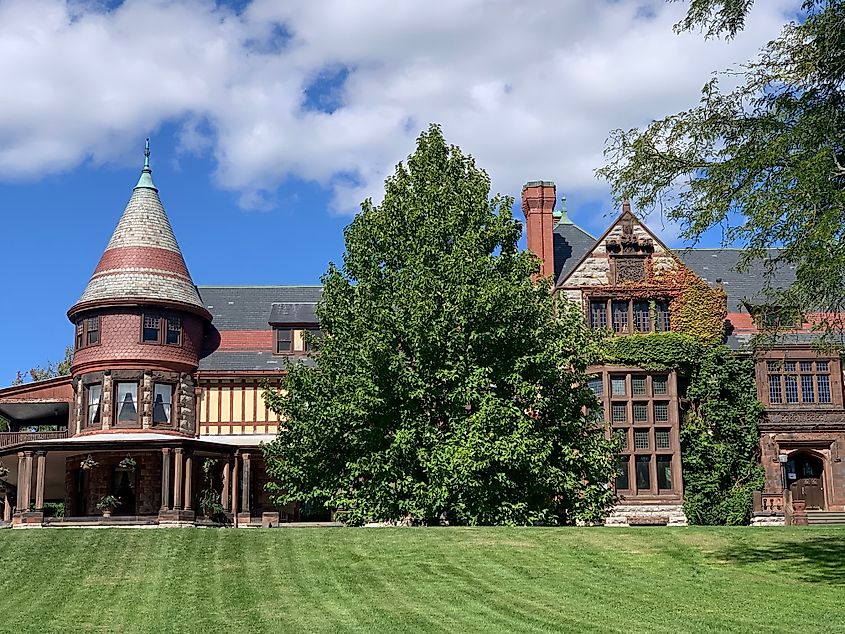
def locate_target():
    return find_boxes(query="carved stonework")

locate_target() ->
[614,257,646,284]
[606,215,654,255]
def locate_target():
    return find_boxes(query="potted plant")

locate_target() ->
[96,495,121,518]
[80,455,99,470]
[0,462,8,479]
[118,456,136,470]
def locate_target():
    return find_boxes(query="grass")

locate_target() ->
[0,527,843,633]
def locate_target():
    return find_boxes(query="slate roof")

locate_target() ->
[553,221,596,285]
[69,146,206,317]
[197,286,322,373]
[676,249,796,312]
[197,350,315,372]
[198,286,322,330]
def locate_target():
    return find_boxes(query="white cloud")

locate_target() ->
[0,0,799,220]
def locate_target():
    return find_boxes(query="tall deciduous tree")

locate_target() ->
[11,346,73,385]
[599,1,845,319]
[263,125,616,526]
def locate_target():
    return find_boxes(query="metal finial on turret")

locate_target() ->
[135,137,157,190]
[555,194,574,225]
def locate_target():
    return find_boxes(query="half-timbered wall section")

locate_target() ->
[197,380,282,436]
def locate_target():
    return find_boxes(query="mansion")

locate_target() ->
[0,153,842,527]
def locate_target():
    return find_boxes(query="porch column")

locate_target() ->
[34,451,47,511]
[160,448,172,512]
[183,451,193,512]
[240,453,252,517]
[231,455,240,517]
[173,448,184,510]
[16,452,33,512]
[221,460,231,512]
[3,490,11,523]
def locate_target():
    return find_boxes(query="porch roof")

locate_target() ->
[0,432,267,456]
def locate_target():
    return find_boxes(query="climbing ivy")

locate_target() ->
[599,320,761,523]
[681,347,765,525]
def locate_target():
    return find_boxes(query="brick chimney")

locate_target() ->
[521,180,556,278]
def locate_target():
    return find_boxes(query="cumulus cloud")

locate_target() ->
[0,0,799,219]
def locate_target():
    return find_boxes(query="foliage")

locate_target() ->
[0,462,8,479]
[42,502,65,518]
[603,332,705,372]
[95,495,121,512]
[602,329,763,524]
[80,455,99,470]
[118,457,136,470]
[11,347,73,385]
[263,125,617,527]
[680,346,765,524]
[599,1,845,323]
[199,458,225,520]
[668,269,726,343]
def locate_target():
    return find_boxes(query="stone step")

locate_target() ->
[806,511,845,525]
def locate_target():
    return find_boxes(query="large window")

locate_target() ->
[767,359,834,406]
[142,313,182,346]
[75,317,100,350]
[115,382,139,424]
[85,384,102,428]
[588,299,671,335]
[592,370,679,498]
[153,383,173,426]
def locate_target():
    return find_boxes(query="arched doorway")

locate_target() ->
[786,452,826,510]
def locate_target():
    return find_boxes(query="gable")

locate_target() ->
[558,208,685,290]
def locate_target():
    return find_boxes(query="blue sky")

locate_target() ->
[0,0,798,383]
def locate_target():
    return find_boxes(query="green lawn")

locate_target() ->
[0,527,843,633]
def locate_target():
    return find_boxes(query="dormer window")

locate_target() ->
[75,316,100,350]
[142,313,182,346]
[274,327,321,354]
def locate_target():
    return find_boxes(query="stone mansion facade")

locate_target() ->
[0,152,841,527]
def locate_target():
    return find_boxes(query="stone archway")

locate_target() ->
[787,451,826,510]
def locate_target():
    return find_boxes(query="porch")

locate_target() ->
[0,433,284,528]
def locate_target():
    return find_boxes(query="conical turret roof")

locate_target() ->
[68,141,210,320]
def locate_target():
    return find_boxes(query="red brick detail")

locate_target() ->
[215,330,274,350]
[70,309,204,374]
[93,246,191,279]
[522,181,556,279]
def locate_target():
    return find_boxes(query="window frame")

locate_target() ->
[273,325,321,355]
[590,368,681,500]
[141,313,183,347]
[114,381,140,427]
[75,316,101,350]
[759,353,841,408]
[83,382,103,429]
[586,298,671,335]
[152,382,175,427]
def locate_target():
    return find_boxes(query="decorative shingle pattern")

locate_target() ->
[105,188,181,251]
[71,183,205,314]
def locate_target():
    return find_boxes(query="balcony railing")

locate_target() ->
[752,490,786,514]
[0,430,68,448]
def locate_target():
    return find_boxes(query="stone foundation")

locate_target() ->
[605,504,688,527]
[751,513,786,527]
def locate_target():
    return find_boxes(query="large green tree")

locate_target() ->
[263,125,617,526]
[599,0,845,319]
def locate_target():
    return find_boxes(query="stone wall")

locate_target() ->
[73,369,196,435]
[605,504,688,527]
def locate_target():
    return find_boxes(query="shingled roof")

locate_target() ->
[68,141,208,320]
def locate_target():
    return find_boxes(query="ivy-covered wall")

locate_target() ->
[603,333,764,524]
